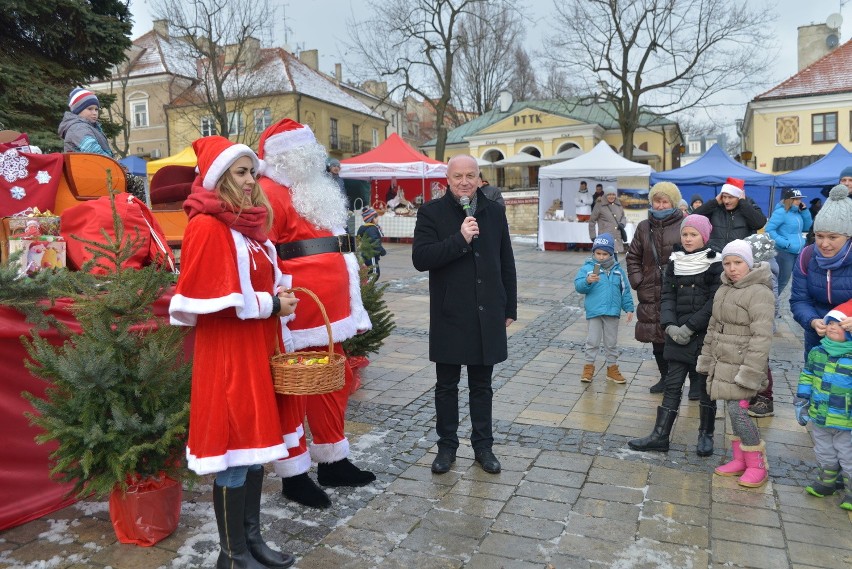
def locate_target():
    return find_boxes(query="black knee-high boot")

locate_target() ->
[244,469,295,568]
[696,403,716,457]
[650,347,668,393]
[628,406,678,452]
[213,483,266,569]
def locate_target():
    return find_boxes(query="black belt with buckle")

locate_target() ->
[276,235,356,261]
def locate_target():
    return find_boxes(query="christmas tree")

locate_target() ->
[17,190,191,499]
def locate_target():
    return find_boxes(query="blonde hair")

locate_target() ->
[782,198,795,211]
[215,169,273,232]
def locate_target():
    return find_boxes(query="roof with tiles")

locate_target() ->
[423,99,676,147]
[127,30,379,118]
[755,38,852,101]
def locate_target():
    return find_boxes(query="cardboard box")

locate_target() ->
[6,215,61,238]
[7,238,66,275]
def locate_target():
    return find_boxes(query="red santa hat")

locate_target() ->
[192,135,260,191]
[257,118,317,159]
[720,177,745,199]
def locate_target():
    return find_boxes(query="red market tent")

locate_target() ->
[339,133,447,179]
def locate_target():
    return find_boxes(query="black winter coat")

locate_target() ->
[693,198,766,252]
[659,248,723,364]
[412,190,517,365]
[626,210,684,343]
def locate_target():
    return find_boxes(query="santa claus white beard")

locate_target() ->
[264,143,348,232]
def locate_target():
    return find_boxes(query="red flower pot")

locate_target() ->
[108,473,182,546]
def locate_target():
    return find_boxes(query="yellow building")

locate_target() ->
[741,38,852,173]
[420,93,682,188]
[90,20,386,160]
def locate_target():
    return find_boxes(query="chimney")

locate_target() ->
[497,90,513,113]
[334,63,342,84]
[300,49,319,71]
[797,23,834,71]
[153,19,169,38]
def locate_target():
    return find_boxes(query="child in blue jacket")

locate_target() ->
[575,233,634,383]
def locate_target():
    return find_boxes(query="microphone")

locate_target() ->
[459,196,478,239]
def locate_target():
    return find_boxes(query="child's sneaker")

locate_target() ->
[841,475,852,511]
[747,395,774,418]
[607,364,626,384]
[805,466,839,498]
[581,364,595,383]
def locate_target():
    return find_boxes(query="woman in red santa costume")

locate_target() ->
[257,118,375,508]
[169,135,298,569]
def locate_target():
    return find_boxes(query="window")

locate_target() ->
[688,141,701,154]
[812,112,837,143]
[201,116,217,137]
[131,100,148,128]
[330,118,339,149]
[254,108,272,133]
[228,112,245,135]
[372,128,379,148]
[352,124,360,152]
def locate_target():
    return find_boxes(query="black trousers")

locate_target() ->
[435,363,494,452]
[661,360,714,410]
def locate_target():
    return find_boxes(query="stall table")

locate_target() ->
[540,220,636,248]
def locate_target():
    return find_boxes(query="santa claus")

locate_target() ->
[258,118,375,508]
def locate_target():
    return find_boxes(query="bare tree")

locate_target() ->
[152,0,275,145]
[546,0,775,159]
[349,0,513,160]
[453,2,524,115]
[507,46,539,102]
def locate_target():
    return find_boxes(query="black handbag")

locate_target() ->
[607,204,628,242]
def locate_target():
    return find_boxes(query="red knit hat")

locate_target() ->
[257,118,317,159]
[720,177,745,199]
[191,135,260,191]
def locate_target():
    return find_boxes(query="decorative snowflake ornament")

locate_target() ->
[1,148,29,183]
[35,170,52,184]
[10,186,26,200]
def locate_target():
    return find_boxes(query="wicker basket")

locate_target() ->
[270,287,346,395]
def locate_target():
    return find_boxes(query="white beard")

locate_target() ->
[264,142,348,232]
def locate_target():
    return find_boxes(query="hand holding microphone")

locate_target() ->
[459,196,479,242]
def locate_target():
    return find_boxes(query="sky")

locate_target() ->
[128,0,849,133]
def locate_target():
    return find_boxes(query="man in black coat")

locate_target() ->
[412,154,517,475]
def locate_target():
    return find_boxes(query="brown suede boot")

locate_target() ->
[581,363,595,383]
[606,364,626,384]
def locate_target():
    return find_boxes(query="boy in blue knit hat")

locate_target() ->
[58,87,113,157]
[574,233,634,383]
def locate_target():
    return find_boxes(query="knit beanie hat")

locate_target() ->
[690,194,703,205]
[814,184,852,236]
[720,177,745,199]
[68,88,99,114]
[742,232,777,262]
[649,182,681,208]
[361,207,378,223]
[604,185,618,196]
[592,233,615,256]
[327,157,341,168]
[192,135,261,191]
[721,239,753,269]
[840,166,852,179]
[681,214,712,245]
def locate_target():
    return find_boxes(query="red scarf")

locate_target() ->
[183,190,269,242]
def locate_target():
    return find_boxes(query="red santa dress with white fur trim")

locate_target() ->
[169,214,289,475]
[260,177,372,475]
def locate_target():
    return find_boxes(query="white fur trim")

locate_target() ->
[273,449,312,477]
[202,144,258,190]
[309,438,349,464]
[283,423,304,449]
[186,443,288,476]
[232,230,260,319]
[280,323,295,352]
[263,125,317,158]
[720,184,744,199]
[256,291,273,318]
[169,292,245,326]
[344,252,372,331]
[825,309,848,323]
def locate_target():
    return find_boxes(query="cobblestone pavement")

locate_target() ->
[2,237,851,568]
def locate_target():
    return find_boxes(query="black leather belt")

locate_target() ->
[276,235,356,261]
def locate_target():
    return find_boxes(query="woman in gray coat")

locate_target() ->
[588,186,628,253]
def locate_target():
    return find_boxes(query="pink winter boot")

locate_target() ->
[714,437,746,477]
[738,440,769,488]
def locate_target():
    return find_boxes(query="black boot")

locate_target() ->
[281,473,331,509]
[318,457,376,487]
[213,483,266,569]
[628,406,678,452]
[244,469,295,568]
[696,403,716,457]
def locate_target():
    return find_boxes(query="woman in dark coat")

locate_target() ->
[626,182,684,392]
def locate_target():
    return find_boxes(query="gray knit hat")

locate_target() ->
[742,232,776,262]
[813,184,852,236]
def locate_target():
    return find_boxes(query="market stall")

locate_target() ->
[537,141,651,250]
[774,143,852,203]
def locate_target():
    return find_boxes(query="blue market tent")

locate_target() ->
[774,143,852,205]
[650,144,776,212]
[119,155,148,177]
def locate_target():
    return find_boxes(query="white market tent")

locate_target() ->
[537,141,654,250]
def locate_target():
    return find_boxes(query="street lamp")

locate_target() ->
[740,150,756,169]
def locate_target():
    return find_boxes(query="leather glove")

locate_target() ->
[794,399,810,426]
